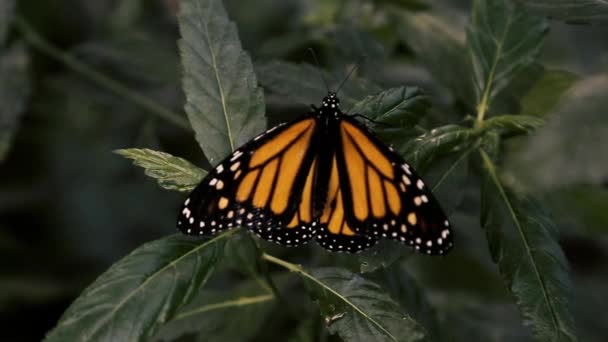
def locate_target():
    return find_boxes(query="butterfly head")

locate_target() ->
[322,92,340,109]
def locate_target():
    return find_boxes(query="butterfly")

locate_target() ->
[177,92,453,255]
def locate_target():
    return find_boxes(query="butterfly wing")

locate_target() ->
[334,116,453,255]
[177,116,319,246]
[314,153,378,253]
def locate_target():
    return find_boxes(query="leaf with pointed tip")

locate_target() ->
[517,0,608,24]
[0,44,29,162]
[115,148,206,192]
[44,233,233,342]
[479,148,578,342]
[401,125,476,173]
[468,0,549,116]
[482,115,545,137]
[178,0,265,165]
[351,86,430,127]
[256,61,381,108]
[305,267,428,342]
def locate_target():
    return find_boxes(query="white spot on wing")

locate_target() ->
[417,179,424,190]
[441,229,449,239]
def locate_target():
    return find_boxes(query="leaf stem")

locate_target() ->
[13,16,191,131]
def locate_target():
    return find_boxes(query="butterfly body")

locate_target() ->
[178,92,453,255]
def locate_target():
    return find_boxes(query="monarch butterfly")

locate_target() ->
[177,92,453,255]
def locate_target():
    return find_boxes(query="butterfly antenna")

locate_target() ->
[308,48,330,93]
[336,53,368,96]
[335,63,359,96]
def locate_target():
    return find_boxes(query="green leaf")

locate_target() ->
[178,0,266,164]
[481,115,545,137]
[350,86,430,127]
[468,0,549,118]
[305,267,428,342]
[357,241,411,274]
[115,148,206,192]
[401,125,476,173]
[256,61,381,108]
[153,280,275,342]
[520,69,579,117]
[479,149,578,342]
[506,74,608,189]
[395,10,473,104]
[0,44,30,161]
[0,0,15,43]
[368,265,443,342]
[517,0,608,24]
[44,233,234,342]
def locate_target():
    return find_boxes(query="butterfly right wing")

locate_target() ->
[177,115,319,247]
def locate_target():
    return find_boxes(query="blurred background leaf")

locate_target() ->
[517,0,608,24]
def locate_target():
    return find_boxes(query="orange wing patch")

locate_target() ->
[235,118,316,218]
[271,124,315,214]
[320,157,356,236]
[285,158,317,229]
[342,121,393,179]
[340,120,402,222]
[341,131,369,221]
[250,119,313,167]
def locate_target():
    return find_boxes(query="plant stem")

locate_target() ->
[13,16,191,131]
[261,253,303,273]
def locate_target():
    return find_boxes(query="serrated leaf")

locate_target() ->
[369,265,443,342]
[401,125,476,173]
[153,280,275,342]
[115,148,206,192]
[44,233,234,342]
[482,115,545,137]
[305,267,428,342]
[350,86,430,127]
[0,0,15,43]
[0,44,30,161]
[178,0,265,165]
[520,69,578,117]
[517,0,608,24]
[256,61,381,108]
[479,149,578,342]
[468,0,549,117]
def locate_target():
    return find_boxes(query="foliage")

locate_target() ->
[2,0,608,341]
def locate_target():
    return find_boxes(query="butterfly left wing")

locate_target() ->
[335,116,454,255]
[177,116,319,247]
